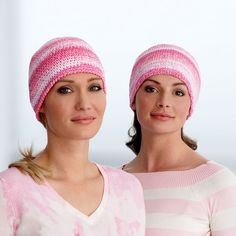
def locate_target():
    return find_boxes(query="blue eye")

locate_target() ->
[89,84,102,92]
[144,86,158,93]
[175,90,185,96]
[57,86,72,94]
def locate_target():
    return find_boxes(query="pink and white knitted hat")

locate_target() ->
[29,37,105,121]
[129,44,201,116]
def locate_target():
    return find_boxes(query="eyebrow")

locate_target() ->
[58,77,102,83]
[144,79,186,87]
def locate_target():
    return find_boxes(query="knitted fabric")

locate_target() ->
[29,37,105,121]
[129,44,201,116]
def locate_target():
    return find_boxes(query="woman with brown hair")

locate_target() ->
[123,44,236,235]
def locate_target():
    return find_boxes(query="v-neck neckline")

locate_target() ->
[43,164,109,224]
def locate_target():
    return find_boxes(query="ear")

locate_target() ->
[39,104,45,113]
[131,101,136,111]
[187,106,192,119]
[38,112,47,128]
[186,110,190,120]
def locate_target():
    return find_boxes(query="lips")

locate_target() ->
[71,115,96,124]
[150,112,174,121]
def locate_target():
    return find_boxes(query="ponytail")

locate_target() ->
[9,147,50,183]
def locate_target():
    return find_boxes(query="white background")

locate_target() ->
[1,0,236,171]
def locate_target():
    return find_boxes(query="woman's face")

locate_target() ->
[134,75,191,136]
[40,73,106,141]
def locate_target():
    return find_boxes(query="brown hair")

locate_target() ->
[126,111,197,155]
[9,146,50,183]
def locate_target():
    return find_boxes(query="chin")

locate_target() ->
[70,129,100,141]
[145,125,179,135]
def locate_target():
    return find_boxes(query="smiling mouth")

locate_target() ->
[150,113,174,121]
[71,116,96,124]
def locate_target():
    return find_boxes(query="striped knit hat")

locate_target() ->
[129,44,201,116]
[29,37,105,121]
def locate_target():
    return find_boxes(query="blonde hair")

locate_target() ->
[9,147,51,183]
[9,114,51,183]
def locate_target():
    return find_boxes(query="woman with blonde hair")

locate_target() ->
[123,44,236,235]
[0,37,145,235]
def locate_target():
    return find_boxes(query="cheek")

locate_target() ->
[135,99,150,125]
[47,101,66,114]
[93,95,106,115]
[134,91,152,110]
[99,101,106,116]
[43,99,69,125]
[177,101,191,118]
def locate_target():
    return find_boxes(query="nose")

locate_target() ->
[74,91,92,111]
[158,104,170,108]
[156,93,170,108]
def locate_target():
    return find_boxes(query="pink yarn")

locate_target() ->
[29,37,105,121]
[129,44,201,116]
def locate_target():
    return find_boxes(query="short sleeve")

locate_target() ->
[210,168,236,235]
[0,178,14,236]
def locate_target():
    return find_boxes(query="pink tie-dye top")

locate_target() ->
[0,165,145,236]
[132,161,236,236]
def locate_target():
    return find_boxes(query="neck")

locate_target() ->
[35,133,94,181]
[134,131,194,172]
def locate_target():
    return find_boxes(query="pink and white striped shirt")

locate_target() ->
[132,161,236,236]
[0,165,145,236]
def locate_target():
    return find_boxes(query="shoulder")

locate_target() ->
[193,161,236,199]
[99,164,140,181]
[0,167,34,196]
[179,160,236,187]
[200,163,236,228]
[201,161,236,184]
[0,168,26,224]
[0,167,29,184]
[98,164,143,192]
[99,165,145,216]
